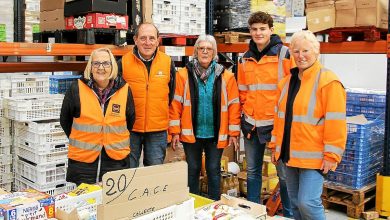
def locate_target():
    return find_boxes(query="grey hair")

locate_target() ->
[290,30,320,56]
[193,34,218,61]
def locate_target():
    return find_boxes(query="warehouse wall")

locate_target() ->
[321,54,387,91]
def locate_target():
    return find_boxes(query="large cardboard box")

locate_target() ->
[64,0,127,17]
[306,1,334,8]
[142,0,153,23]
[40,0,65,11]
[356,0,377,26]
[335,0,356,27]
[306,5,336,32]
[377,0,388,28]
[40,9,65,31]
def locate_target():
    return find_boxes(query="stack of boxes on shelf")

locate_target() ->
[0,0,14,42]
[0,78,12,192]
[0,73,76,195]
[25,0,41,42]
[305,0,336,33]
[151,0,206,35]
[327,89,386,189]
[213,0,252,32]
[39,0,65,32]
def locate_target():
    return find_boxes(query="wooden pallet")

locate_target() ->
[322,182,376,219]
[320,26,387,43]
[159,34,198,46]
[33,29,127,45]
[214,32,252,44]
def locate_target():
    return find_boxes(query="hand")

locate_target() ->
[228,136,239,151]
[271,151,278,165]
[320,160,337,174]
[171,134,180,151]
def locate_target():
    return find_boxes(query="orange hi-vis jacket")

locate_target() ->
[238,45,294,127]
[122,51,171,132]
[169,67,241,148]
[269,61,347,169]
[68,80,130,163]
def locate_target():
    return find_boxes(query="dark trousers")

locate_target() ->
[183,138,223,200]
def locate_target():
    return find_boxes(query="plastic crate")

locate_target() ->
[346,88,386,108]
[0,145,11,154]
[0,78,11,98]
[190,193,214,208]
[55,190,102,217]
[0,172,12,183]
[4,94,63,122]
[0,153,12,165]
[15,119,64,134]
[327,169,380,189]
[0,126,10,136]
[16,141,68,164]
[14,175,76,196]
[15,126,68,144]
[49,75,81,94]
[0,163,11,173]
[9,74,49,97]
[135,198,194,220]
[335,158,383,175]
[16,157,68,185]
[0,182,11,192]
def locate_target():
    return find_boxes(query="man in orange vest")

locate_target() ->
[237,11,294,217]
[118,23,176,167]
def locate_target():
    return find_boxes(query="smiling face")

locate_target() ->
[249,23,273,49]
[291,38,318,72]
[91,51,112,89]
[196,41,214,69]
[134,24,159,60]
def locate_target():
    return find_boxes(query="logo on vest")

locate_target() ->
[156,71,164,77]
[112,104,121,114]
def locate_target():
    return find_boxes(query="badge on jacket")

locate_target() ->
[112,104,121,114]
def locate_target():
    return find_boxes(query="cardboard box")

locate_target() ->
[335,0,356,27]
[40,9,65,31]
[164,145,185,163]
[65,13,128,30]
[142,0,152,23]
[306,5,336,32]
[377,0,388,28]
[262,156,277,177]
[40,0,65,11]
[306,1,335,8]
[223,144,235,162]
[64,0,127,17]
[356,0,377,26]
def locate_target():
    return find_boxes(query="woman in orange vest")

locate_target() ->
[269,30,347,220]
[169,35,241,200]
[60,48,135,185]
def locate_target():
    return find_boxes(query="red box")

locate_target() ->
[65,13,128,30]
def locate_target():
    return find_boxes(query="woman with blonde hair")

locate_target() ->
[60,48,135,185]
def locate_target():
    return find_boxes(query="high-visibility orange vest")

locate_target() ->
[237,46,293,127]
[122,51,171,132]
[269,61,347,169]
[169,68,241,148]
[68,80,130,163]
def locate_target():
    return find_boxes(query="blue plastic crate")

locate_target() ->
[346,104,384,120]
[327,169,379,189]
[347,92,386,108]
[49,75,81,94]
[343,146,383,161]
[336,157,383,174]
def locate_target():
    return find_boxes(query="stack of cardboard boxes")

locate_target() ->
[306,0,336,32]
[40,0,65,31]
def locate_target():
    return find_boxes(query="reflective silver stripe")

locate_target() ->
[184,100,191,106]
[248,84,277,91]
[278,81,289,106]
[228,98,239,106]
[169,120,180,126]
[183,79,191,106]
[278,46,288,82]
[105,139,130,151]
[104,125,128,133]
[238,84,249,91]
[244,114,274,126]
[278,111,285,119]
[271,135,276,142]
[325,112,346,121]
[72,123,102,133]
[181,129,193,136]
[274,106,278,113]
[174,95,183,103]
[291,150,323,159]
[229,125,240,131]
[275,145,281,152]
[293,115,324,126]
[69,138,101,151]
[324,144,344,156]
[219,134,228,141]
[222,79,228,113]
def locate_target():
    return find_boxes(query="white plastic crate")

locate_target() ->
[0,153,12,165]
[135,198,194,220]
[15,141,68,164]
[0,79,11,98]
[0,182,11,192]
[0,163,11,173]
[55,190,102,217]
[4,94,64,122]
[0,126,10,136]
[16,158,68,185]
[0,172,12,183]
[0,145,11,154]
[9,74,49,97]
[14,175,76,196]
[15,119,64,134]
[15,126,68,144]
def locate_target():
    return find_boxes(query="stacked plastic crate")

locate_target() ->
[0,77,12,191]
[2,73,75,195]
[346,88,386,120]
[0,0,14,42]
[49,75,81,94]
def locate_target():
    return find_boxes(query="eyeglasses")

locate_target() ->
[92,61,112,68]
[198,47,213,53]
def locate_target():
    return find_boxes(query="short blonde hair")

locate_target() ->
[290,30,320,56]
[84,48,118,80]
[193,34,218,61]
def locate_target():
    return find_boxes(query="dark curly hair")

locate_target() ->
[248,11,273,28]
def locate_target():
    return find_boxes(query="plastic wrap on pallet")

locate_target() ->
[214,0,251,32]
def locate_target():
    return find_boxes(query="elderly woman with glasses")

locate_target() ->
[60,48,135,185]
[169,34,241,200]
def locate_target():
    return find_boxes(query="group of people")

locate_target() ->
[60,10,347,220]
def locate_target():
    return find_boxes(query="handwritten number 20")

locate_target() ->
[106,174,127,196]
